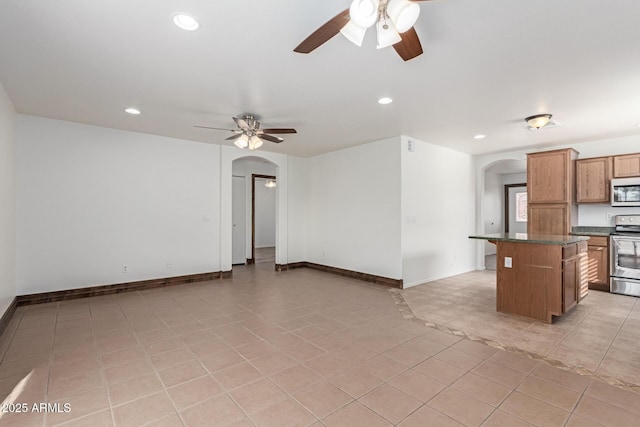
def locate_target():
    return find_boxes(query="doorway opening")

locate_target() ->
[251,174,276,264]
[504,183,527,233]
[231,157,277,267]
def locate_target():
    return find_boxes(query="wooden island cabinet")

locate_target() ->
[470,234,589,323]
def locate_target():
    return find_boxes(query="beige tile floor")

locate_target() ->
[0,263,637,426]
[401,270,640,386]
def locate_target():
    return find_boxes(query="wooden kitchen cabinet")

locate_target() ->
[613,153,640,178]
[576,156,612,203]
[586,235,609,292]
[528,204,571,235]
[528,148,576,204]
[527,148,578,235]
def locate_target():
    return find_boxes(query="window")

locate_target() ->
[515,192,527,222]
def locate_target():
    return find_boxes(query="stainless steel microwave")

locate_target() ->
[611,177,640,207]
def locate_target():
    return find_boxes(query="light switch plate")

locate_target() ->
[504,257,512,268]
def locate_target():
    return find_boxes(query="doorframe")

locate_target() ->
[250,173,276,264]
[504,183,527,232]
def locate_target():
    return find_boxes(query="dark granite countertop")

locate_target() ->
[469,233,590,245]
[570,226,615,237]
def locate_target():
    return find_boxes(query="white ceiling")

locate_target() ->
[1,0,640,157]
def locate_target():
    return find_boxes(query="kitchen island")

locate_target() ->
[470,233,590,323]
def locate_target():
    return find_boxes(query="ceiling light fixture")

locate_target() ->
[378,97,393,105]
[125,107,141,115]
[234,133,249,149]
[525,114,552,129]
[473,134,486,140]
[340,0,420,50]
[265,180,276,188]
[173,14,199,31]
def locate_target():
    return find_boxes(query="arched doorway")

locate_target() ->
[231,157,278,266]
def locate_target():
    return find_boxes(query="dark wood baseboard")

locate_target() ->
[16,270,232,306]
[275,262,403,289]
[246,258,255,265]
[0,297,17,338]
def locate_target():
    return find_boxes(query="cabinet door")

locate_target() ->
[576,157,612,203]
[527,204,569,235]
[562,256,578,313]
[587,245,609,291]
[613,153,640,178]
[528,149,571,204]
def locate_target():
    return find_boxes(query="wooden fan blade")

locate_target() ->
[260,128,297,134]
[393,27,423,61]
[260,134,284,143]
[233,116,250,130]
[225,134,242,141]
[294,9,350,54]
[194,125,237,132]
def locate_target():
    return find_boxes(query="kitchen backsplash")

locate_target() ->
[578,205,640,226]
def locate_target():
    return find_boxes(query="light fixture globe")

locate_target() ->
[349,0,379,29]
[387,0,420,33]
[525,114,553,129]
[234,133,249,149]
[376,19,402,49]
[248,135,263,150]
[340,20,367,46]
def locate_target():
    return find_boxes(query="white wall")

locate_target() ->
[401,137,476,288]
[483,171,501,255]
[306,137,403,279]
[286,156,309,263]
[0,81,16,314]
[16,116,222,294]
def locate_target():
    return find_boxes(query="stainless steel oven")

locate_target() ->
[611,215,640,297]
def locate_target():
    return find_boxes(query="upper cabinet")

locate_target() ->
[613,153,640,178]
[576,156,612,203]
[528,148,577,204]
[527,148,578,235]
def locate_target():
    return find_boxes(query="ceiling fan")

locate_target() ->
[294,0,434,61]
[195,114,297,150]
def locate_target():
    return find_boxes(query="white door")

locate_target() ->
[232,176,246,265]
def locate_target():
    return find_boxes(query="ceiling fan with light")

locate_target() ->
[194,114,297,150]
[294,0,434,61]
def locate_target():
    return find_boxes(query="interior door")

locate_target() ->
[232,176,246,265]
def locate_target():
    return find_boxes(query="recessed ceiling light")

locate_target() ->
[474,134,486,139]
[125,107,141,115]
[173,14,199,31]
[378,97,393,105]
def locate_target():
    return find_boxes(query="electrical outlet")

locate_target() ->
[606,213,614,220]
[504,257,512,268]
[167,261,172,269]
[122,265,128,273]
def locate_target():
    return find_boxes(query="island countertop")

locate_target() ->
[469,233,590,245]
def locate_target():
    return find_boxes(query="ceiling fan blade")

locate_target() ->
[294,9,350,54]
[194,125,237,132]
[260,128,297,134]
[393,27,423,61]
[225,134,242,141]
[259,134,284,143]
[232,116,250,130]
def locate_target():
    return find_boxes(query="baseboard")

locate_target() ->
[246,258,255,265]
[16,270,232,306]
[0,297,18,338]
[275,262,403,289]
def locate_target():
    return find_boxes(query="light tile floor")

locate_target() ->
[401,270,640,386]
[0,264,637,426]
